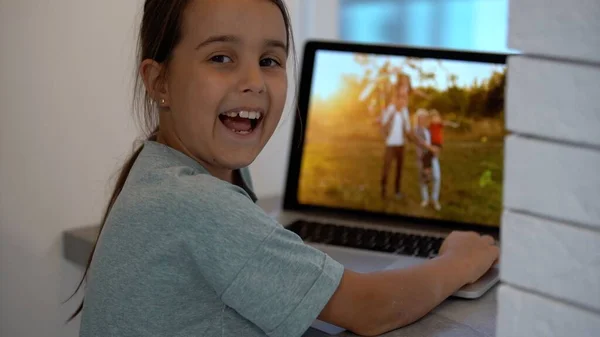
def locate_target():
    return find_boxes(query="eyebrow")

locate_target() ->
[195,35,288,53]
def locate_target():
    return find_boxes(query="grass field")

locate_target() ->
[297,114,504,227]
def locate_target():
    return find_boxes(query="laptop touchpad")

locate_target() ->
[309,243,399,273]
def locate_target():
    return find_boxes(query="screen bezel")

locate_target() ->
[283,40,508,235]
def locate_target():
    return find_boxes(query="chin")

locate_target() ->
[219,150,259,170]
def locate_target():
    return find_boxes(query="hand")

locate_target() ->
[438,231,499,284]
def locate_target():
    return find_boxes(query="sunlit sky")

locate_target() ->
[310,50,505,100]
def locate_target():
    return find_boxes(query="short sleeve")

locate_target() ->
[381,104,394,124]
[177,176,344,337]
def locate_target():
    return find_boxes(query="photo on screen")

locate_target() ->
[298,50,506,227]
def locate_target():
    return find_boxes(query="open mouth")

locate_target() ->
[218,110,263,135]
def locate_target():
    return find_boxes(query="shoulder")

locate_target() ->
[384,104,396,112]
[113,142,263,232]
[138,164,253,216]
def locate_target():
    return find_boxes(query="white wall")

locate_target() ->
[0,1,318,336]
[497,0,600,336]
[1,0,147,336]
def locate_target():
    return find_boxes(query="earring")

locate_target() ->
[160,98,166,105]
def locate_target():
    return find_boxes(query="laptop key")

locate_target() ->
[390,233,404,247]
[298,223,310,240]
[375,231,388,247]
[420,241,433,253]
[416,248,430,257]
[382,245,396,253]
[396,244,410,255]
[331,228,345,245]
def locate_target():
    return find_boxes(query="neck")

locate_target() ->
[393,99,405,109]
[156,129,234,184]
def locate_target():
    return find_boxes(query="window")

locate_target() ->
[339,0,511,52]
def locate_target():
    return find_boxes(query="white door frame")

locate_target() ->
[294,0,340,50]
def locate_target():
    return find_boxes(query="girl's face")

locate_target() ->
[418,115,429,127]
[148,0,288,181]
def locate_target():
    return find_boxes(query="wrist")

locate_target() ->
[435,253,472,289]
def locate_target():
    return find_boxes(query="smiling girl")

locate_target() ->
[71,1,499,336]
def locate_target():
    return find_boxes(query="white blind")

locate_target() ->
[340,0,511,52]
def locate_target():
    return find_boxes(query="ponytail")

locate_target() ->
[66,127,159,322]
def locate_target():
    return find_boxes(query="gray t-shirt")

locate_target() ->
[79,141,344,337]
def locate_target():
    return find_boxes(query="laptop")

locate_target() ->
[275,40,507,334]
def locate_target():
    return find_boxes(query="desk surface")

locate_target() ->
[62,196,497,337]
[342,288,497,337]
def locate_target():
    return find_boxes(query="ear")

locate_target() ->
[140,59,169,108]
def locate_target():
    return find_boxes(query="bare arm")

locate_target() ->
[318,232,499,336]
[412,88,431,100]
[319,256,465,336]
[442,120,460,128]
[407,131,438,153]
[380,106,393,126]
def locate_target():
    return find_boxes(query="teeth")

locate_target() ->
[221,110,262,119]
[221,111,239,117]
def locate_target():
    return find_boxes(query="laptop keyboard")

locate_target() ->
[287,220,444,259]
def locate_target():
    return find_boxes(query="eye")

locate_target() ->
[260,57,281,68]
[210,55,233,63]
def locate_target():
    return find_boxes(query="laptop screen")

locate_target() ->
[295,46,506,228]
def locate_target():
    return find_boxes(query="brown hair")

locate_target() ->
[67,0,295,321]
[395,72,413,94]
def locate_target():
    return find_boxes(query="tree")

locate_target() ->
[484,70,506,117]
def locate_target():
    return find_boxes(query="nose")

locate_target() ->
[239,64,266,94]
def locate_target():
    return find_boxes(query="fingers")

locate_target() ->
[451,231,496,245]
[481,235,499,259]
[490,244,500,258]
[487,243,500,269]
[481,235,496,245]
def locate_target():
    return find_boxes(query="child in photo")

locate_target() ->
[414,109,442,210]
[414,109,433,182]
[428,109,459,155]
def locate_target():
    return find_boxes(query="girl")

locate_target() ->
[414,109,434,183]
[71,1,499,336]
[428,109,459,156]
[414,109,442,210]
